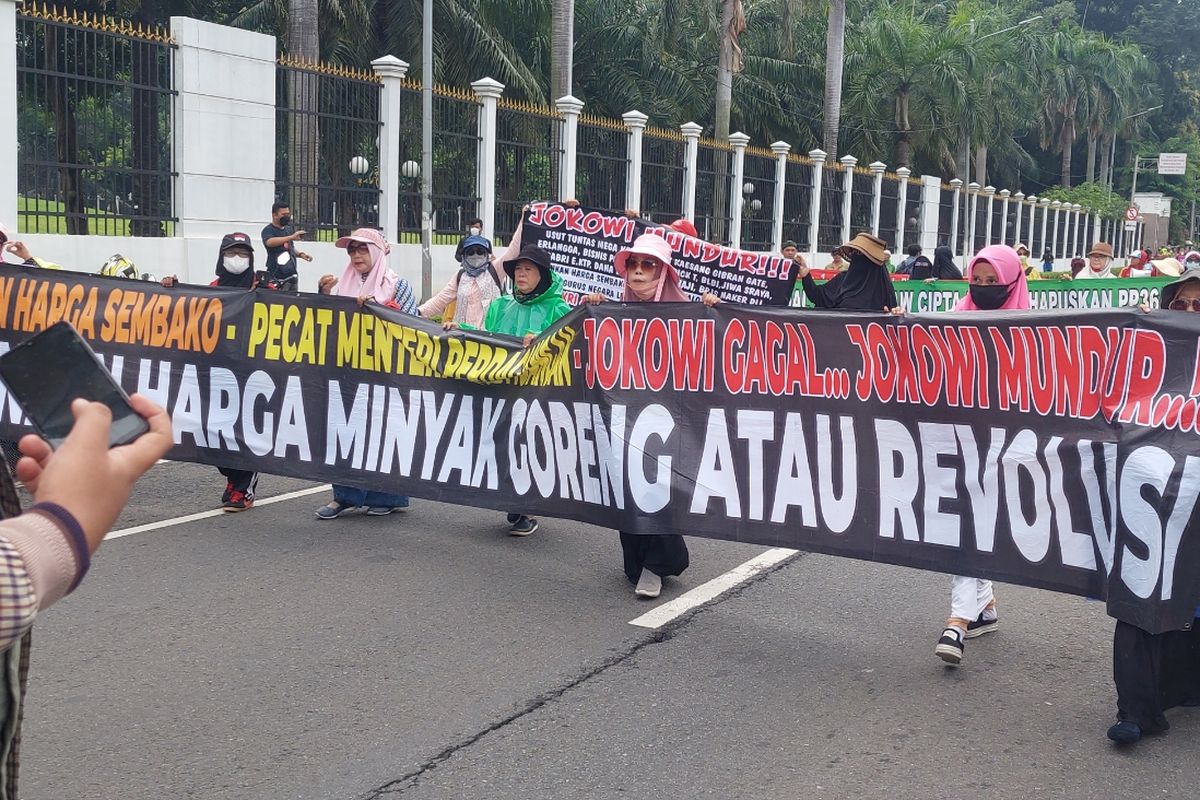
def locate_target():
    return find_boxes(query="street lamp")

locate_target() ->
[349,156,370,177]
[401,160,420,179]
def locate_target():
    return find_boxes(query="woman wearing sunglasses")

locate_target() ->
[933,244,1030,667]
[582,232,711,598]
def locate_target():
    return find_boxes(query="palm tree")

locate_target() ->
[822,0,846,157]
[550,0,575,101]
[843,8,973,168]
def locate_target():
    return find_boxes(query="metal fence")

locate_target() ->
[495,98,560,241]
[818,166,844,253]
[16,6,176,236]
[275,57,381,241]
[877,175,900,250]
[850,170,874,237]
[937,184,955,247]
[739,147,776,251]
[640,128,685,224]
[392,81,481,242]
[903,178,922,250]
[576,115,627,213]
[781,157,812,250]
[695,140,734,246]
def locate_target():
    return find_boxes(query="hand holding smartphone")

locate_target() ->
[0,321,150,448]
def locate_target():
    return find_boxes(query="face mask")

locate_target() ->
[223,254,251,274]
[469,226,481,236]
[968,283,1012,310]
[463,254,488,270]
[279,215,292,227]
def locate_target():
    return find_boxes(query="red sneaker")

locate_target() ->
[223,490,253,512]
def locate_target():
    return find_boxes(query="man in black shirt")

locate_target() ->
[261,201,311,280]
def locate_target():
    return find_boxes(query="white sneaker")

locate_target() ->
[634,568,662,598]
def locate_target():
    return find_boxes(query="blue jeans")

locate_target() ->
[332,485,409,509]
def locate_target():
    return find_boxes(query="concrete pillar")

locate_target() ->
[470,78,504,239]
[1071,203,1082,257]
[622,111,648,213]
[966,181,980,258]
[680,122,703,222]
[555,95,584,201]
[1051,200,1063,259]
[919,175,940,252]
[771,141,791,251]
[727,132,750,249]
[895,167,911,253]
[171,17,277,237]
[807,149,827,261]
[1013,192,1025,247]
[983,185,996,245]
[869,161,886,237]
[839,155,857,243]
[371,55,410,244]
[949,178,963,254]
[1039,197,1050,260]
[998,189,1010,246]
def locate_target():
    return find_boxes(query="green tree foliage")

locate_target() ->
[90,0,1200,206]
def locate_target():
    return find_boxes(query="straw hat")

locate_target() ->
[838,232,889,266]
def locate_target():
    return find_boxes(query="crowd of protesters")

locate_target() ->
[0,198,1194,768]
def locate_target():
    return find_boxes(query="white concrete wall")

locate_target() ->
[171,17,277,238]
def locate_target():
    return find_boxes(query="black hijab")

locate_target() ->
[803,249,898,311]
[931,245,963,279]
[908,255,934,281]
[215,232,256,289]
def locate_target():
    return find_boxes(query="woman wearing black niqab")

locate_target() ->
[930,245,964,279]
[797,232,898,311]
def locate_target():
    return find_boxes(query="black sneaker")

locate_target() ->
[506,513,521,524]
[509,516,538,536]
[935,628,964,665]
[965,613,999,639]
[1107,721,1142,745]
[221,480,233,504]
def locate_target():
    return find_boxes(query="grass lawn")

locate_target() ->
[17,198,491,246]
[17,196,175,236]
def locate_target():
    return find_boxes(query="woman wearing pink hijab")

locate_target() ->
[315,228,415,518]
[584,232,702,598]
[935,244,1030,666]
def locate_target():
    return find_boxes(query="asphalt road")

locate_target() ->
[15,461,1197,800]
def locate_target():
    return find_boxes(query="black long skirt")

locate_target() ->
[619,532,689,583]
[1112,618,1200,731]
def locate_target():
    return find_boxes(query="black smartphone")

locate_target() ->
[0,321,149,449]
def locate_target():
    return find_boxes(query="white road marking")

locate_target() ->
[628,547,798,629]
[105,484,331,540]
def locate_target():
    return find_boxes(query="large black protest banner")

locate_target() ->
[520,202,799,306]
[1,263,1199,633]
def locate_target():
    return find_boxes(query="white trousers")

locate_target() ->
[949,575,994,622]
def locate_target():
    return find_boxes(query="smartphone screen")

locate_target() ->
[0,322,149,448]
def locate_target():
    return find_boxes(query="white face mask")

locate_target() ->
[223,254,251,274]
[469,226,482,236]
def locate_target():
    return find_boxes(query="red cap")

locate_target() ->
[669,218,698,238]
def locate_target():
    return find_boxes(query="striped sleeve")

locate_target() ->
[393,280,418,316]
